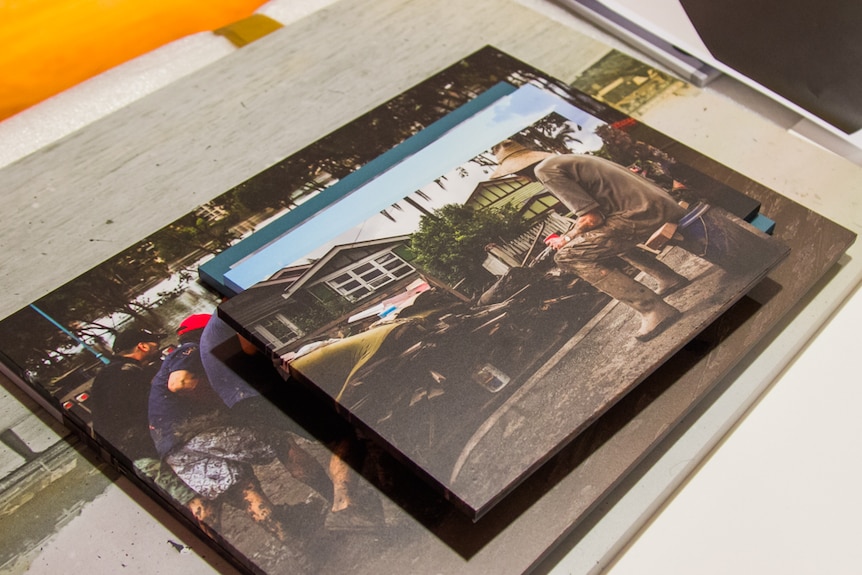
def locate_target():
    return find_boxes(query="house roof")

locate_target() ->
[281,233,412,299]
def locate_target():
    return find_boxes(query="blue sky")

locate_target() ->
[225,83,606,291]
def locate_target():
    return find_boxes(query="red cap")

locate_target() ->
[177,314,211,335]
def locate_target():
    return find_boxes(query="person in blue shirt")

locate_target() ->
[200,312,382,531]
[148,314,326,550]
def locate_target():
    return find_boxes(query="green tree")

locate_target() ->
[0,240,173,382]
[509,112,586,155]
[410,203,527,295]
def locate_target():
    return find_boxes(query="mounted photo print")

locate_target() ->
[219,81,789,518]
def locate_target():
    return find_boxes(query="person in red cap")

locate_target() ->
[176,313,210,336]
[197,313,379,531]
[490,139,689,341]
[148,314,320,550]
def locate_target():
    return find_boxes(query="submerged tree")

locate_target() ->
[410,203,528,296]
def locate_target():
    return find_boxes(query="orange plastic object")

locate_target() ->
[0,0,268,121]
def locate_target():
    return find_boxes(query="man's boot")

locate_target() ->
[592,269,681,341]
[621,250,690,296]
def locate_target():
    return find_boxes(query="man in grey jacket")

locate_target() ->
[491,139,689,341]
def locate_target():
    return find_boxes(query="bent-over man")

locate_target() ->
[491,139,689,341]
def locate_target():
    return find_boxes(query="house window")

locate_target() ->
[306,282,338,302]
[254,313,301,348]
[520,194,562,220]
[324,250,415,302]
[195,203,228,222]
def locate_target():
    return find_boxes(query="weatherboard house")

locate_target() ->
[225,234,428,355]
[464,175,573,275]
[224,174,579,355]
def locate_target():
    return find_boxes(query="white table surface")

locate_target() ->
[608,284,862,574]
[543,56,862,575]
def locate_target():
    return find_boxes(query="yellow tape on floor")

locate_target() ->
[214,14,283,47]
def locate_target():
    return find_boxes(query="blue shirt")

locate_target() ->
[199,315,265,408]
[148,340,224,457]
